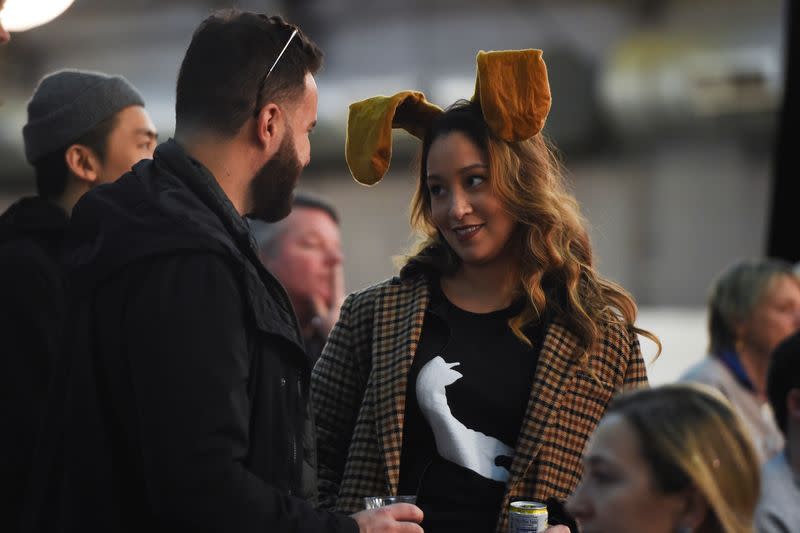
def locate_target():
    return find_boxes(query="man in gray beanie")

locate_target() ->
[0,69,156,531]
[21,69,157,209]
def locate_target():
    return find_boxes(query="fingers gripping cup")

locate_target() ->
[364,495,417,510]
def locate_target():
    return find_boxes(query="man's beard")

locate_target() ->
[247,132,303,222]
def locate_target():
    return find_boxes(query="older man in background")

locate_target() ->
[251,192,344,363]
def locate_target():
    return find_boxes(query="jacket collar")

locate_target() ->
[717,350,755,392]
[69,139,305,356]
[156,139,257,257]
[371,276,429,495]
[158,140,307,356]
[508,319,580,488]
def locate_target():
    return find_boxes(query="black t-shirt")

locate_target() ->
[398,281,545,532]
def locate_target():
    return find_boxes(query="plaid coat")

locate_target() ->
[311,275,648,531]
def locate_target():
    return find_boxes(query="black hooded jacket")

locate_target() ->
[20,140,357,533]
[0,196,68,531]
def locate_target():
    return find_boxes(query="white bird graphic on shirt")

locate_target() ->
[416,355,514,482]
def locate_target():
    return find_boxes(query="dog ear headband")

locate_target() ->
[345,49,551,185]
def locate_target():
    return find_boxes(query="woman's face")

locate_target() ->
[567,414,692,533]
[738,274,800,359]
[425,131,517,269]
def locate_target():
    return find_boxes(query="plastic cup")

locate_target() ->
[364,495,417,510]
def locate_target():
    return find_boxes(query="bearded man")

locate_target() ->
[20,10,422,533]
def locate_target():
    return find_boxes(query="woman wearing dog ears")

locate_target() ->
[311,50,659,533]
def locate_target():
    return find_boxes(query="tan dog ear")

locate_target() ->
[472,49,551,141]
[346,91,442,185]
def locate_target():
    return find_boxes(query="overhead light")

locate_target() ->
[0,0,75,32]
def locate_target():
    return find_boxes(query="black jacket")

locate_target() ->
[0,196,68,531]
[21,140,358,533]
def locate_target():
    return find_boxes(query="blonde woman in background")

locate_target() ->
[568,384,761,533]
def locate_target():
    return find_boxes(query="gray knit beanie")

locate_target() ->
[22,69,145,163]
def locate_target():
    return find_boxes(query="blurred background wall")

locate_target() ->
[0,0,786,383]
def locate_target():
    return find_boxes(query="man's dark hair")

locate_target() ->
[32,113,118,200]
[175,11,323,138]
[767,330,800,435]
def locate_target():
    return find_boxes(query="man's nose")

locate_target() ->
[327,248,343,265]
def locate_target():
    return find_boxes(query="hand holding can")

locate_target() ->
[509,501,548,533]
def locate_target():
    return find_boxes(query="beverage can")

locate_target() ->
[508,500,548,533]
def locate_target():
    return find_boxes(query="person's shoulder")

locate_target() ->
[344,275,428,310]
[104,251,246,321]
[678,356,720,380]
[0,236,61,284]
[597,316,637,345]
[576,316,638,362]
[109,249,238,297]
[140,249,236,276]
[0,233,51,262]
[761,451,794,488]
[344,277,396,308]
[756,452,799,532]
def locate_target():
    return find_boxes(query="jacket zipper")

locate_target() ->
[281,374,298,497]
[289,434,296,497]
[290,372,302,495]
[293,372,301,467]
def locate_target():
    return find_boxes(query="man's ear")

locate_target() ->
[255,102,283,152]
[64,144,102,185]
[677,485,710,532]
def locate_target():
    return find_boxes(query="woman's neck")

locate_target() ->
[440,256,520,313]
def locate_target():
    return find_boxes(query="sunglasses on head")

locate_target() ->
[253,26,299,116]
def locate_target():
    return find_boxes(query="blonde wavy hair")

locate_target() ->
[401,100,659,360]
[606,384,760,533]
